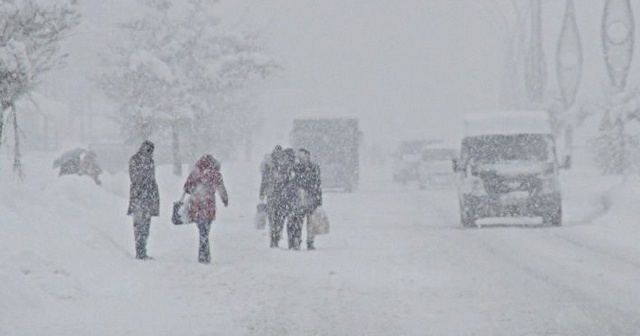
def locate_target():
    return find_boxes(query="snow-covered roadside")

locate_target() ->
[561,172,640,260]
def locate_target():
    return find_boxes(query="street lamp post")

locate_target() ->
[557,0,583,109]
[601,0,635,174]
[602,0,635,93]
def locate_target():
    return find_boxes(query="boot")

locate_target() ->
[307,241,315,251]
[198,252,211,264]
[289,237,301,250]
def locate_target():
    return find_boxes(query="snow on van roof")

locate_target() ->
[464,110,552,137]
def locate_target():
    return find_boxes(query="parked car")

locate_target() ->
[392,139,437,185]
[453,111,571,227]
[418,144,457,189]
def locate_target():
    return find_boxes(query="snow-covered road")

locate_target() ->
[2,161,640,335]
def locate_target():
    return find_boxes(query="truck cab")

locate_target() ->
[453,111,570,227]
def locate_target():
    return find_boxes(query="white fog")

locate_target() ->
[2,0,640,335]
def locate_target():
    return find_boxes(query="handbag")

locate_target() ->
[254,203,268,230]
[172,193,191,225]
[309,206,329,235]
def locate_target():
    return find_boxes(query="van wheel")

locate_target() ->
[544,207,562,226]
[460,201,477,228]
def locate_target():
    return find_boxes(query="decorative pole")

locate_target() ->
[601,0,635,174]
[556,0,583,152]
[602,0,635,93]
[557,0,583,109]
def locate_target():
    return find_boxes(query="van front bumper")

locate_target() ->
[462,192,561,218]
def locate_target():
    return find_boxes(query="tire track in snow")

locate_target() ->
[544,230,640,270]
[468,230,640,335]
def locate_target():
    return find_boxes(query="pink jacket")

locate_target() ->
[183,155,228,222]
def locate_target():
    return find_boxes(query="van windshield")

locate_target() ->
[462,134,549,164]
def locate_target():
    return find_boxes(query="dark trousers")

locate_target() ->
[197,220,212,263]
[287,214,303,250]
[305,213,315,245]
[268,204,287,247]
[133,213,151,259]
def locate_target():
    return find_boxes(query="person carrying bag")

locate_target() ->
[183,155,228,264]
[293,148,324,250]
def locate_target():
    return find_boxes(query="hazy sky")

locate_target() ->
[225,0,505,147]
[41,0,640,154]
[219,0,619,151]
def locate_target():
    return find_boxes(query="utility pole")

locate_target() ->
[525,0,546,106]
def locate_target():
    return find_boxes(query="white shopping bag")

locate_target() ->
[254,203,268,230]
[309,206,329,235]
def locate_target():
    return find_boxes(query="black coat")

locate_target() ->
[127,147,160,217]
[260,149,299,214]
[294,160,322,213]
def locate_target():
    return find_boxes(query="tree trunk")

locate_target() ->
[12,106,23,178]
[172,121,182,176]
[0,107,5,151]
[0,101,10,158]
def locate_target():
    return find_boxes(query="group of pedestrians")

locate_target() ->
[259,145,322,250]
[126,140,228,263]
[125,140,322,264]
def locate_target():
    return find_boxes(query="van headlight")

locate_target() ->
[463,176,487,196]
[540,176,559,194]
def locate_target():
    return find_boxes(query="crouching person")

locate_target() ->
[184,155,228,264]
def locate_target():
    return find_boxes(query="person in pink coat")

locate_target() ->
[183,154,229,263]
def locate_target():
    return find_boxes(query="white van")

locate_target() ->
[453,111,571,227]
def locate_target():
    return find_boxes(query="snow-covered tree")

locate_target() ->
[97,0,278,174]
[0,0,80,172]
[584,88,640,175]
[586,0,637,175]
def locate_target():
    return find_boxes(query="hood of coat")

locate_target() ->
[196,154,220,172]
[140,140,154,155]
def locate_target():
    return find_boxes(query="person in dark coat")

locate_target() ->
[259,145,297,248]
[183,154,229,264]
[291,148,322,250]
[259,145,282,201]
[127,140,160,260]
